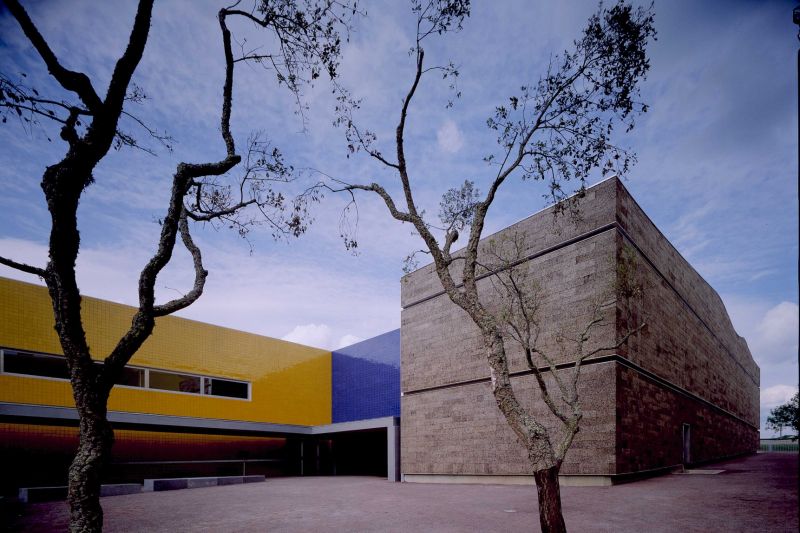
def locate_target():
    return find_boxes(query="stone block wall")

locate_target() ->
[400,177,759,480]
[614,182,759,424]
[400,181,619,310]
[401,230,619,392]
[612,181,759,470]
[616,365,759,473]
[402,364,617,476]
[401,182,622,478]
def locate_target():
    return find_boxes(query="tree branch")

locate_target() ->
[4,0,103,113]
[521,348,570,425]
[186,198,258,222]
[153,211,208,316]
[218,8,238,157]
[101,0,155,125]
[578,321,646,362]
[395,47,425,220]
[387,46,466,305]
[0,255,47,278]
[325,181,414,223]
[463,63,590,295]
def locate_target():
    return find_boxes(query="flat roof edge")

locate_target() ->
[312,416,399,434]
[0,402,400,436]
[0,402,312,435]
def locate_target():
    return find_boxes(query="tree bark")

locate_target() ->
[475,324,568,532]
[533,465,567,533]
[67,397,113,533]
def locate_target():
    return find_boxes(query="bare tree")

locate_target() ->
[483,235,644,529]
[0,1,356,531]
[328,1,655,531]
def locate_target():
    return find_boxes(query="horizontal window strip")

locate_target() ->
[0,347,250,400]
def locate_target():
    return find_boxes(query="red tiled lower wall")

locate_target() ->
[0,422,290,491]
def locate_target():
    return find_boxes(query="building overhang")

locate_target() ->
[0,402,398,436]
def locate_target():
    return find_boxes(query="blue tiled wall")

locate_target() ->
[332,329,400,423]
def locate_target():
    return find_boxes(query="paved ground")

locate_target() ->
[8,453,798,532]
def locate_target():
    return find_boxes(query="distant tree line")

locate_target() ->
[766,392,798,439]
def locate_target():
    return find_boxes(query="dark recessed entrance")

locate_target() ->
[302,428,387,477]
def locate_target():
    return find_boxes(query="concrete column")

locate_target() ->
[387,419,401,482]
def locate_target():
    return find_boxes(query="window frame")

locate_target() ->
[1,348,70,382]
[0,348,251,401]
[203,375,251,400]
[148,368,203,395]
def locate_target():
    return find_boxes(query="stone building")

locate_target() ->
[399,177,760,485]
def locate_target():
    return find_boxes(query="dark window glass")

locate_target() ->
[206,377,248,399]
[3,350,69,380]
[3,349,246,398]
[149,370,200,394]
[117,366,145,387]
[93,362,144,387]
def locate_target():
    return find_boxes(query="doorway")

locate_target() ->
[682,423,691,465]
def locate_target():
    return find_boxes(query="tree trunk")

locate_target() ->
[533,465,566,533]
[67,400,114,533]
[475,326,567,532]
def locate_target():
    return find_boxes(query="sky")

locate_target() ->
[0,0,797,436]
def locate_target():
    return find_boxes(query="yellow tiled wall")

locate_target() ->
[0,277,331,425]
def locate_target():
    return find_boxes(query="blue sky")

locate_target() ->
[0,0,797,436]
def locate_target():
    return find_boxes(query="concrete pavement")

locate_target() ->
[8,453,797,532]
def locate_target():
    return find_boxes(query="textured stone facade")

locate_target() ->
[400,177,759,481]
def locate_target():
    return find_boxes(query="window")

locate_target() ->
[149,370,201,394]
[1,348,249,400]
[94,362,145,388]
[3,349,69,380]
[118,366,145,387]
[204,377,249,399]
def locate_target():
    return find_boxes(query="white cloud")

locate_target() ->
[281,325,362,350]
[761,384,798,409]
[336,334,363,349]
[750,301,800,365]
[668,202,716,261]
[725,296,797,433]
[436,119,464,154]
[282,323,334,349]
[756,302,799,359]
[726,299,799,366]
